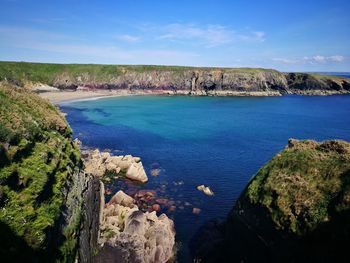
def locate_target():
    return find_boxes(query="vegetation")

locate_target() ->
[0,82,82,261]
[243,139,350,235]
[0,61,282,87]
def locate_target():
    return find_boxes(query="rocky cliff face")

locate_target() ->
[192,139,350,262]
[1,61,349,96]
[53,68,289,96]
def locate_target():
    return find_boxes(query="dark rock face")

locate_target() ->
[79,176,101,263]
[285,73,350,94]
[193,140,350,262]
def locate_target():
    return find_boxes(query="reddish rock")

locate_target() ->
[152,204,161,212]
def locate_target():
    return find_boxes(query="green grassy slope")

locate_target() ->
[0,82,82,261]
[242,139,350,235]
[0,61,280,87]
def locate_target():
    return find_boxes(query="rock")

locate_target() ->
[197,185,205,191]
[133,157,141,162]
[82,149,148,183]
[193,208,201,214]
[203,186,214,196]
[126,162,148,183]
[108,191,135,208]
[197,184,214,196]
[98,189,176,263]
[152,204,161,212]
[151,168,160,177]
[194,139,350,262]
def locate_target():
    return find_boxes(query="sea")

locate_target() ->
[61,76,350,261]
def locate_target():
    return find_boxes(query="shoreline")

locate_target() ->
[37,90,128,104]
[37,89,350,105]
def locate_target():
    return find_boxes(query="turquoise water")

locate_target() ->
[61,95,350,262]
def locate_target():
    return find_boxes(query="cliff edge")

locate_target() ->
[1,61,349,96]
[193,139,350,262]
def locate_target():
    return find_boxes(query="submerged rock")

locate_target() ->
[97,189,176,263]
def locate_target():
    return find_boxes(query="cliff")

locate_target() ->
[0,82,98,262]
[192,139,350,262]
[1,61,349,96]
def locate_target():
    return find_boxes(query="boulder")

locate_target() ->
[98,189,176,263]
[108,190,135,208]
[126,162,148,183]
[197,184,214,196]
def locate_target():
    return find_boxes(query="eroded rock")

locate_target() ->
[83,149,148,183]
[97,189,176,263]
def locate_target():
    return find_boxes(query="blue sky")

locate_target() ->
[0,0,349,71]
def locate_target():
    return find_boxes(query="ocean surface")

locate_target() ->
[61,94,350,262]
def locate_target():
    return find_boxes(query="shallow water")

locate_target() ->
[61,95,350,262]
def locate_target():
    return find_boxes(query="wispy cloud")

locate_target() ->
[272,55,346,65]
[150,23,265,47]
[114,34,140,43]
[0,26,199,65]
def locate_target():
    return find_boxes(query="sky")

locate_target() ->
[0,0,349,71]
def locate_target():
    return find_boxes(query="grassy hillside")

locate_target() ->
[0,61,280,87]
[242,139,350,235]
[0,82,82,261]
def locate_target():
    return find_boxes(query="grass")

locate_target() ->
[0,82,82,260]
[243,139,350,235]
[0,61,281,88]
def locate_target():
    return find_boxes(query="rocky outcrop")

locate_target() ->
[83,149,148,183]
[96,189,176,263]
[1,61,349,96]
[285,73,350,95]
[193,139,350,262]
[79,176,101,263]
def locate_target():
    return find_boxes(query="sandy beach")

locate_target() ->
[37,90,127,104]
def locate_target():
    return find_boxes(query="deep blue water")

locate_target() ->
[61,95,350,262]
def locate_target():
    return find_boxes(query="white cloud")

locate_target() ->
[273,55,346,65]
[115,34,140,43]
[154,23,265,47]
[329,55,344,62]
[0,26,199,65]
[311,55,326,62]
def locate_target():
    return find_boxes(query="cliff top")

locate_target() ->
[241,139,350,235]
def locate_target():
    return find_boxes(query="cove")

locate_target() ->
[61,95,350,262]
